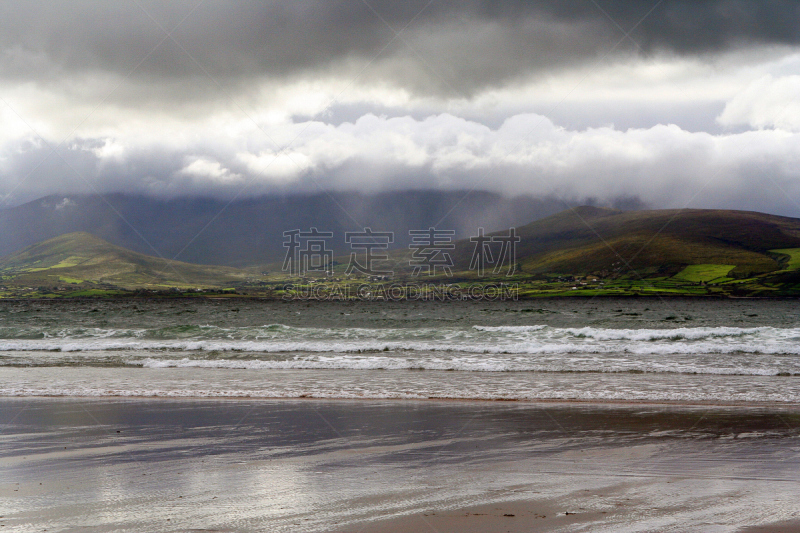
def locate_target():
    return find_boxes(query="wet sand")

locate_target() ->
[1,398,800,532]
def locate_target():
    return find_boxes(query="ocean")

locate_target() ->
[3,298,800,532]
[2,298,799,404]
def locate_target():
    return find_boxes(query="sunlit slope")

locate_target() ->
[0,232,252,288]
[6,207,800,289]
[449,207,800,278]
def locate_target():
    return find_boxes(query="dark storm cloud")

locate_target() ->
[2,0,800,221]
[2,1,799,97]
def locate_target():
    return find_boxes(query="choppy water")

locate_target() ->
[2,298,799,402]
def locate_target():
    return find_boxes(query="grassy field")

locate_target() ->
[363,207,800,281]
[770,248,800,270]
[672,264,735,283]
[58,276,84,284]
[0,232,254,289]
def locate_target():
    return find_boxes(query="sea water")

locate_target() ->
[1,298,799,403]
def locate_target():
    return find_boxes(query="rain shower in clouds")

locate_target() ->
[2,0,800,214]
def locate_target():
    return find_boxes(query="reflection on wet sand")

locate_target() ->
[1,398,799,532]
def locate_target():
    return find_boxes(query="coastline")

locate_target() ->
[345,500,800,533]
[3,397,799,532]
[1,293,800,301]
[5,363,800,404]
[5,393,800,410]
[2,299,800,530]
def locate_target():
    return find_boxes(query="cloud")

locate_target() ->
[2,1,800,217]
[179,158,242,183]
[237,151,314,182]
[718,74,800,131]
[54,197,75,210]
[2,1,800,99]
[3,110,800,216]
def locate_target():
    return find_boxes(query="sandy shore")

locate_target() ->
[353,496,800,533]
[2,398,799,532]
[738,521,800,533]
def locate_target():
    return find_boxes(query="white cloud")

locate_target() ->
[179,158,241,184]
[718,74,800,131]
[3,44,800,215]
[2,106,800,214]
[91,139,125,161]
[236,151,313,182]
[55,197,75,210]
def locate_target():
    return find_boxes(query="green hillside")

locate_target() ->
[442,206,800,279]
[770,248,800,270]
[4,207,800,299]
[0,232,253,293]
[312,206,800,297]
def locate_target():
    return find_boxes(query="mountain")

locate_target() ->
[446,206,800,279]
[0,191,574,267]
[0,232,252,290]
[4,206,800,298]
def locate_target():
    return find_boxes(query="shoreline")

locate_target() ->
[5,394,800,410]
[3,397,799,532]
[346,501,800,533]
[2,293,800,301]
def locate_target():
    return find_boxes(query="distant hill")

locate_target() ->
[446,206,800,279]
[0,232,252,289]
[4,207,800,298]
[0,191,574,267]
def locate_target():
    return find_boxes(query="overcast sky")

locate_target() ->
[2,0,800,215]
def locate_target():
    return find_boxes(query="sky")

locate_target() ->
[2,0,800,215]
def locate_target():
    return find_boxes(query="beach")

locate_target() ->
[5,1,800,529]
[2,298,800,531]
[2,397,800,532]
